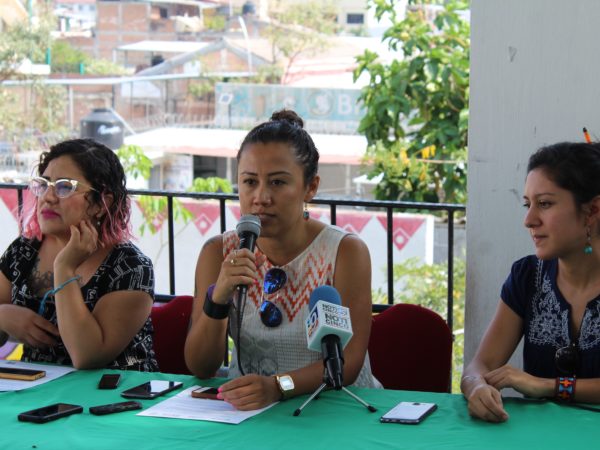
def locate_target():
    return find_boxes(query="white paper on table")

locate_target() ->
[138,386,277,424]
[0,360,76,391]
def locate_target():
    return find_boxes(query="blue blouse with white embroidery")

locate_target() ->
[502,255,600,378]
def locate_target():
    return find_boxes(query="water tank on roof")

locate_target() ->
[80,108,124,150]
[242,1,256,15]
[151,54,165,66]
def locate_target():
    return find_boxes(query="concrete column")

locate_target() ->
[466,0,600,366]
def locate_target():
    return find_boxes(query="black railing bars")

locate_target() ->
[0,183,465,330]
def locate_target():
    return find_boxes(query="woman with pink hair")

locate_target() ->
[0,139,157,371]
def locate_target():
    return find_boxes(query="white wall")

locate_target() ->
[466,0,600,364]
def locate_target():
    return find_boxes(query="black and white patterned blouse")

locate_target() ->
[0,236,158,371]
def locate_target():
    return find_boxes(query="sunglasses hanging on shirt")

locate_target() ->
[259,268,287,328]
[555,341,579,377]
[232,267,288,376]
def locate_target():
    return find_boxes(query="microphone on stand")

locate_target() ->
[294,285,376,416]
[305,285,353,390]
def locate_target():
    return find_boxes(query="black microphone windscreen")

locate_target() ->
[236,215,261,238]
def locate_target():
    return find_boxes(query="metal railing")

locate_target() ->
[0,183,465,330]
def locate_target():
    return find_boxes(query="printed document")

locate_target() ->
[138,386,276,424]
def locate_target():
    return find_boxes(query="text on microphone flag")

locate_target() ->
[324,311,349,329]
[321,302,349,317]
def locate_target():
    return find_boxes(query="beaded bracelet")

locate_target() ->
[555,376,576,402]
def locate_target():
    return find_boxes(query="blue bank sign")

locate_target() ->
[214,83,364,134]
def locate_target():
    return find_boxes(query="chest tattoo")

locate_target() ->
[28,257,54,296]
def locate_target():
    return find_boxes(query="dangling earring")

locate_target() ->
[303,203,310,221]
[584,226,593,254]
[96,216,102,227]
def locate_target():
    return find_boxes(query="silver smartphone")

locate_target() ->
[380,402,437,424]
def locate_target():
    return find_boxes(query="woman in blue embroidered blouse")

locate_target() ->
[0,139,157,371]
[462,142,600,422]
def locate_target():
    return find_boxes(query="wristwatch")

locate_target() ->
[274,374,295,400]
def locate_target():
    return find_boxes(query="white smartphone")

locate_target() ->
[380,402,437,424]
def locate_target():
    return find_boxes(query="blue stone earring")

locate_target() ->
[303,203,310,221]
[584,227,593,254]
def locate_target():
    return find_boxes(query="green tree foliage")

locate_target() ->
[251,64,283,84]
[188,79,215,99]
[0,17,122,145]
[355,0,469,203]
[84,59,128,76]
[0,19,68,141]
[50,41,87,69]
[116,144,153,181]
[50,40,127,75]
[0,19,51,82]
[204,14,226,31]
[0,16,68,142]
[30,83,68,134]
[116,144,233,239]
[373,256,466,392]
[0,84,66,142]
[190,177,233,194]
[265,0,339,83]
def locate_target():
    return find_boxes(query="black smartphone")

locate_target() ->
[98,373,121,389]
[191,387,222,400]
[121,380,183,399]
[0,367,46,381]
[380,402,437,424]
[18,403,83,423]
[89,401,142,416]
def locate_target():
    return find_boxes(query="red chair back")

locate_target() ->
[368,303,452,392]
[151,295,194,375]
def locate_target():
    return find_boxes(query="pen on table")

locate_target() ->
[583,127,592,143]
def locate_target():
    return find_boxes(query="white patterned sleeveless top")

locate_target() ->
[223,224,381,388]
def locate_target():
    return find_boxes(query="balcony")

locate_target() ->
[0,183,465,330]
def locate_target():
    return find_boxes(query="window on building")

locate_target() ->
[346,13,364,25]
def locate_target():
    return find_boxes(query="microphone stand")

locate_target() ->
[293,369,377,416]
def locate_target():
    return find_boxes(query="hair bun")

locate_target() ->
[270,109,304,129]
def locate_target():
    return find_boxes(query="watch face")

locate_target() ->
[279,375,294,391]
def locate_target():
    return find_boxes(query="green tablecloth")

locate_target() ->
[1,369,596,449]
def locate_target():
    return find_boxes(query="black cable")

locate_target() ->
[235,288,245,376]
[559,402,600,413]
[504,396,600,413]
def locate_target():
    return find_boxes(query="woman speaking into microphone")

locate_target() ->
[185,109,380,410]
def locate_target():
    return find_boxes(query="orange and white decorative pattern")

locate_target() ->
[223,228,336,324]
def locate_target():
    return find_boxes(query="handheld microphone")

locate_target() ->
[232,215,261,377]
[305,285,353,389]
[235,215,261,301]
